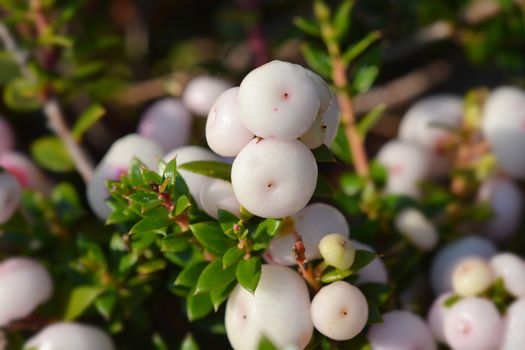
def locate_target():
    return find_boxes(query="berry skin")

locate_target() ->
[182,76,233,117]
[430,236,497,295]
[376,140,429,198]
[451,257,495,297]
[490,253,525,298]
[238,60,320,140]
[444,297,503,350]
[319,233,356,270]
[205,87,254,157]
[87,134,163,220]
[477,176,523,242]
[394,208,438,251]
[0,257,53,327]
[162,145,221,208]
[368,310,437,350]
[398,95,463,176]
[24,322,115,350]
[351,240,388,285]
[137,98,192,152]
[311,281,368,341]
[482,86,525,178]
[0,171,21,224]
[264,203,349,265]
[0,117,14,154]
[199,178,241,219]
[322,92,340,146]
[231,139,317,218]
[300,114,327,149]
[427,292,454,344]
[0,151,52,193]
[305,69,332,113]
[225,265,313,350]
[501,298,525,350]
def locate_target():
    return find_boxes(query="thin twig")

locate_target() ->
[0,15,94,182]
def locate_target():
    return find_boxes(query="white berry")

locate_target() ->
[319,233,355,270]
[451,257,495,297]
[501,298,525,350]
[477,176,523,242]
[24,322,115,350]
[490,253,525,298]
[482,86,525,178]
[306,69,331,113]
[0,151,52,193]
[395,208,438,251]
[430,236,497,295]
[225,265,313,350]
[311,281,368,341]
[300,114,327,149]
[351,240,388,285]
[264,203,349,265]
[182,76,233,117]
[368,310,436,350]
[427,292,454,344]
[231,139,317,218]
[444,297,503,350]
[398,95,463,176]
[0,257,53,327]
[199,178,241,219]
[205,87,254,157]
[137,98,192,152]
[162,145,221,208]
[238,60,320,140]
[376,140,429,198]
[323,92,340,146]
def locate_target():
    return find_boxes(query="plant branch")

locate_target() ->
[0,13,94,183]
[314,1,369,177]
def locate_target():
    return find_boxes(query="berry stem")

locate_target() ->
[314,1,370,177]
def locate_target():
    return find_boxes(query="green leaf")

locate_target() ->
[4,78,41,111]
[64,286,103,320]
[301,43,332,79]
[312,144,337,163]
[180,333,200,350]
[252,218,283,251]
[196,258,237,293]
[175,261,208,288]
[314,174,335,198]
[190,222,236,256]
[186,288,213,321]
[257,336,278,350]
[343,31,382,64]
[340,173,366,196]
[236,257,262,294]
[179,161,232,182]
[161,232,192,253]
[353,65,379,95]
[321,267,354,283]
[31,136,75,172]
[175,195,191,216]
[210,281,237,311]
[360,283,392,306]
[130,216,172,234]
[351,249,378,272]
[357,104,386,138]
[223,247,245,269]
[370,160,388,187]
[137,259,167,274]
[95,292,117,320]
[333,0,354,41]
[293,17,321,37]
[72,104,105,141]
[330,124,351,163]
[0,51,20,84]
[152,333,169,350]
[444,294,462,308]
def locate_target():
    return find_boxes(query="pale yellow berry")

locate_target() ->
[319,233,355,270]
[452,257,495,297]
